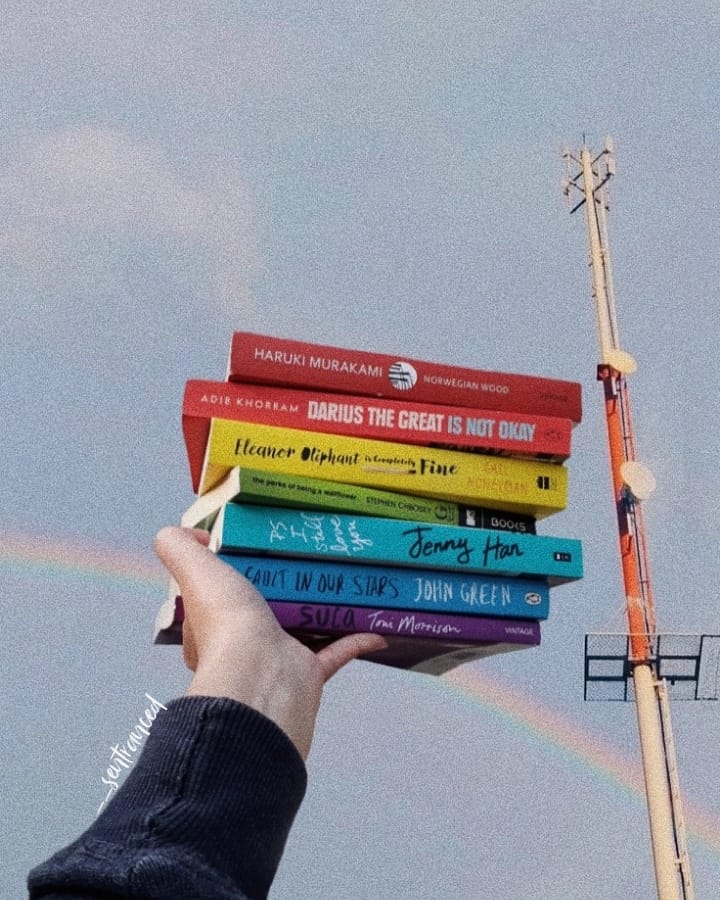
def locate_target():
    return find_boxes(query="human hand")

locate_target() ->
[154,526,387,759]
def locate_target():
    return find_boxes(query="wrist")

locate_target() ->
[186,660,321,759]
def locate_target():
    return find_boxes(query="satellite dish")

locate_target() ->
[605,348,637,374]
[621,460,657,500]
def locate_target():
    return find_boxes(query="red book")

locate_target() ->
[182,379,573,492]
[226,332,582,422]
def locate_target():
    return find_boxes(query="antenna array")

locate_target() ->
[561,140,718,900]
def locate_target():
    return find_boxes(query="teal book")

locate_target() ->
[209,504,582,584]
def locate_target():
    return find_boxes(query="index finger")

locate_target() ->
[154,526,269,617]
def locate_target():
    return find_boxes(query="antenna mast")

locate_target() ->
[562,140,693,899]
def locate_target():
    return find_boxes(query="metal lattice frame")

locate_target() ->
[584,633,720,702]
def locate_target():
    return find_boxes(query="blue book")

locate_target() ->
[210,503,583,584]
[216,553,551,619]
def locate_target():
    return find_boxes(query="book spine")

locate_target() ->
[201,418,568,518]
[155,596,534,675]
[217,553,551,618]
[212,506,583,583]
[227,332,582,422]
[269,601,541,644]
[184,467,536,533]
[198,467,460,526]
[182,380,572,483]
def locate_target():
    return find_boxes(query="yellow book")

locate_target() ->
[199,418,568,518]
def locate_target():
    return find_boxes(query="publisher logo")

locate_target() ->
[389,361,417,391]
[524,592,543,606]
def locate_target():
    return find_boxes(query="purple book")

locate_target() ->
[269,600,540,645]
[275,601,541,675]
[156,596,540,675]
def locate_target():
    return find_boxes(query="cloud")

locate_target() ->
[0,125,259,312]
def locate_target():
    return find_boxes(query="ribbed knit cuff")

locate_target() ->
[30,697,307,900]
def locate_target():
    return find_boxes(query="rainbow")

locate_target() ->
[3,528,719,862]
[440,668,720,862]
[0,529,167,591]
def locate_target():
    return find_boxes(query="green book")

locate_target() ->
[181,466,535,533]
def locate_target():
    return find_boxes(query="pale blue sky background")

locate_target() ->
[2,3,719,897]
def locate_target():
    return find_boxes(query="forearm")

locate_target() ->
[28,696,307,900]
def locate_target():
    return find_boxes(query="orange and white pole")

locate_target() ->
[578,146,681,899]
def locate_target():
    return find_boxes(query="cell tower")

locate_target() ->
[562,139,720,900]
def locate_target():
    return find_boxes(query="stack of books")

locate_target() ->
[155,332,583,675]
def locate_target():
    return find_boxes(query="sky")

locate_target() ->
[2,2,719,897]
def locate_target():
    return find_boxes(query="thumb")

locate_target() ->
[315,633,389,682]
